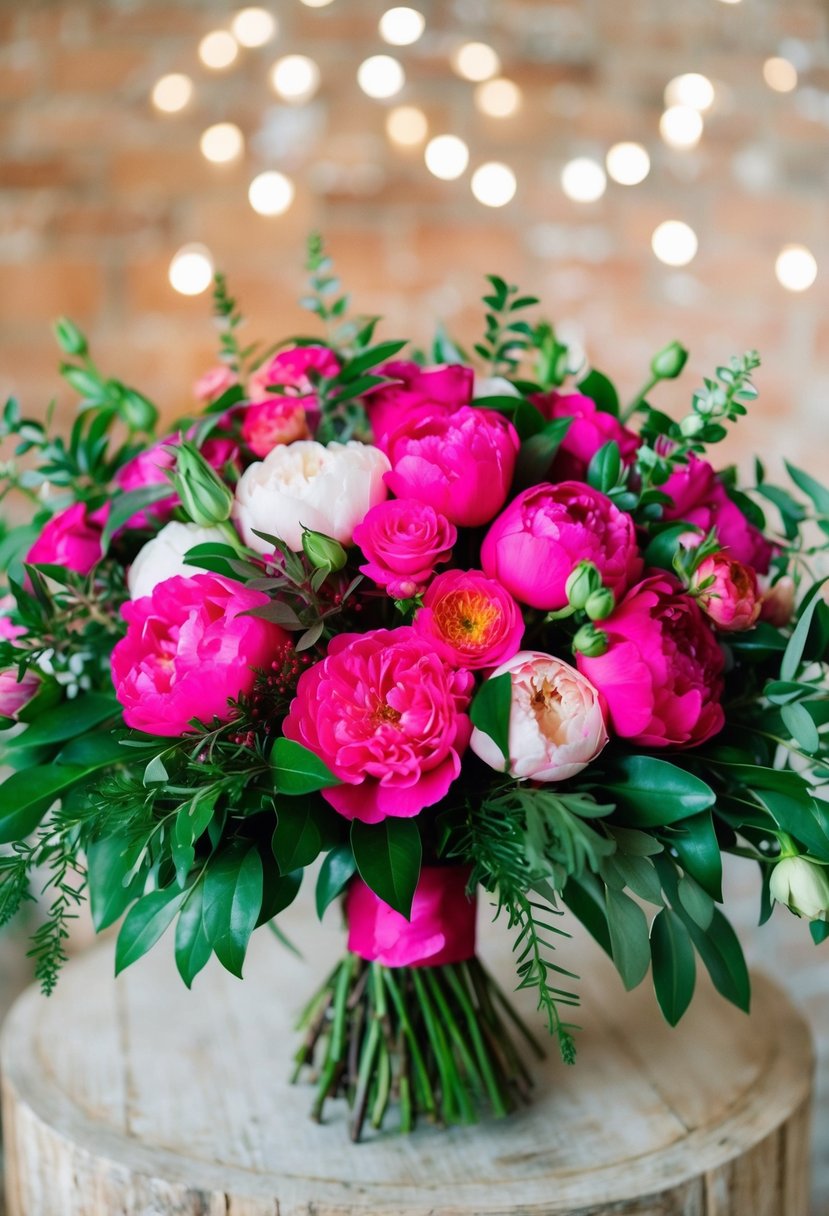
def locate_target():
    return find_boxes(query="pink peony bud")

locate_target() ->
[691,552,761,632]
[241,395,311,458]
[193,365,238,405]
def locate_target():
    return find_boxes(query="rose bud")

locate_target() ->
[760,576,796,628]
[769,856,829,921]
[172,441,234,527]
[565,561,603,611]
[302,529,348,573]
[572,622,609,657]
[651,340,688,381]
[584,588,615,621]
[690,553,761,632]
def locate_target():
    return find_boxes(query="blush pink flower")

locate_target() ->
[367,361,474,449]
[471,651,608,781]
[248,345,341,403]
[577,574,725,748]
[352,498,456,599]
[533,391,640,481]
[760,575,795,627]
[384,406,519,528]
[241,396,312,458]
[691,552,761,632]
[481,482,642,611]
[26,502,104,575]
[0,596,39,720]
[282,626,474,824]
[115,436,239,530]
[413,569,524,669]
[111,573,286,737]
[662,456,773,574]
[193,365,238,405]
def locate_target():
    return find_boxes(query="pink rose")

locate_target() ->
[481,482,642,611]
[111,573,286,737]
[533,391,639,481]
[26,502,104,575]
[760,575,795,627]
[413,569,524,669]
[248,344,340,403]
[384,407,519,528]
[367,361,474,449]
[193,365,238,405]
[662,456,773,574]
[471,650,607,781]
[691,552,761,632]
[352,498,456,599]
[282,626,474,824]
[115,435,239,530]
[0,597,39,720]
[577,574,725,748]
[241,396,312,458]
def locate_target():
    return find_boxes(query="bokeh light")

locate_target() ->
[198,30,239,70]
[606,142,650,185]
[424,134,469,180]
[775,244,817,291]
[270,54,320,103]
[660,105,704,149]
[664,73,715,112]
[248,170,295,215]
[231,8,278,48]
[357,55,405,99]
[151,74,193,113]
[199,123,244,164]
[561,157,607,202]
[474,77,522,118]
[379,7,425,46]
[169,244,214,295]
[386,105,428,146]
[652,220,698,266]
[471,162,517,207]
[764,57,798,93]
[451,42,501,82]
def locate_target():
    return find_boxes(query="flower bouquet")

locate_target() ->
[1,237,828,1141]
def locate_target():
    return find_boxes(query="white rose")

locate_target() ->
[127,521,226,601]
[769,855,829,921]
[232,440,390,554]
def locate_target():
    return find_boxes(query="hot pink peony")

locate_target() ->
[471,650,607,781]
[241,396,311,458]
[413,569,524,669]
[691,552,761,632]
[533,391,639,481]
[367,361,474,449]
[115,435,239,530]
[662,456,773,574]
[481,481,642,611]
[352,498,456,599]
[282,626,474,824]
[111,573,286,737]
[193,365,238,405]
[26,502,104,575]
[384,406,519,528]
[577,573,725,748]
[248,344,341,403]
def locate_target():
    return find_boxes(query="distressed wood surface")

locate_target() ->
[0,896,815,1216]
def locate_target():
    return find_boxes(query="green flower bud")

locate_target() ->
[302,528,347,572]
[584,587,615,621]
[172,441,233,527]
[120,389,159,433]
[679,414,705,438]
[571,623,609,658]
[53,317,87,357]
[565,561,602,610]
[650,340,688,381]
[769,855,829,921]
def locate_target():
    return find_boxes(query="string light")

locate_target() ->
[270,54,320,103]
[248,170,295,215]
[451,42,500,82]
[231,8,278,48]
[169,244,214,295]
[471,162,516,207]
[474,77,522,118]
[659,105,703,149]
[605,142,650,185]
[386,105,428,146]
[561,157,606,202]
[424,134,469,180]
[764,57,798,93]
[664,73,715,112]
[151,74,193,113]
[200,122,244,164]
[652,220,698,266]
[775,244,817,291]
[357,55,405,99]
[300,0,335,6]
[379,7,425,47]
[198,30,239,70]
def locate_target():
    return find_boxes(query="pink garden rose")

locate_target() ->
[413,569,524,669]
[282,626,474,824]
[470,650,608,781]
[248,344,340,403]
[577,573,725,748]
[691,552,761,632]
[111,573,286,737]
[241,396,311,458]
[352,498,456,599]
[193,365,238,405]
[26,502,104,575]
[481,482,642,611]
[384,406,519,528]
[662,456,773,574]
[0,597,39,720]
[533,391,639,481]
[115,435,239,530]
[367,361,474,448]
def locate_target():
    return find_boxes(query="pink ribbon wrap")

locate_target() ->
[345,866,477,968]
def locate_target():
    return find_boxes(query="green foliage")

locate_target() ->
[351,818,422,919]
[271,738,339,795]
[469,672,512,766]
[474,275,539,374]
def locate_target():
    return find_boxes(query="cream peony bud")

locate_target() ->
[127,522,227,601]
[769,855,829,921]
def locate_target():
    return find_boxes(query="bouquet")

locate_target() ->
[1,237,828,1141]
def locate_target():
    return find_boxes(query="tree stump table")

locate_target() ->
[0,901,814,1216]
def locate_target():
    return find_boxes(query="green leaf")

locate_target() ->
[101,484,172,551]
[341,340,407,379]
[115,886,187,976]
[677,874,714,929]
[55,730,129,769]
[271,737,339,795]
[603,756,715,826]
[5,693,118,750]
[562,874,612,956]
[175,882,212,988]
[781,578,829,681]
[512,416,573,489]
[272,798,324,873]
[727,622,787,660]
[577,368,619,415]
[605,887,651,990]
[202,846,264,978]
[586,441,622,494]
[785,460,829,517]
[87,834,146,932]
[316,844,357,919]
[683,906,751,1012]
[350,818,422,919]
[811,920,829,945]
[469,671,512,766]
[143,755,169,786]
[643,523,702,573]
[753,789,829,861]
[780,701,820,754]
[650,908,696,1026]
[663,812,723,900]
[256,861,302,928]
[0,765,87,843]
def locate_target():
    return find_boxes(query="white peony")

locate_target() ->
[232,440,390,554]
[127,521,227,601]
